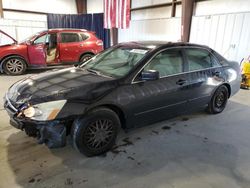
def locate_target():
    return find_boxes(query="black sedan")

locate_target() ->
[4,42,241,156]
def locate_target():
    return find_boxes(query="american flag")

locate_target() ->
[104,0,131,29]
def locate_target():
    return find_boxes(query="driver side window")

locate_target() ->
[144,49,184,77]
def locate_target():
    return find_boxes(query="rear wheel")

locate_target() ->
[2,56,27,75]
[207,85,229,114]
[80,54,94,64]
[71,108,120,156]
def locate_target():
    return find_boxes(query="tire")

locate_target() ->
[71,108,120,156]
[80,54,94,64]
[207,85,229,114]
[2,56,27,75]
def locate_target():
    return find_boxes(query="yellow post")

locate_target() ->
[241,58,250,89]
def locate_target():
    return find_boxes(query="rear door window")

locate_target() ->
[60,33,80,43]
[185,48,220,71]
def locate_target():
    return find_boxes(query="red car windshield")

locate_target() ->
[19,30,46,44]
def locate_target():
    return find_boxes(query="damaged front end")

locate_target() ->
[3,66,115,149]
[4,94,68,148]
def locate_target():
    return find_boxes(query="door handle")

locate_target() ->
[213,71,221,77]
[176,79,187,85]
[80,44,84,47]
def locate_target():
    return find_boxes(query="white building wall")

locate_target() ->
[119,0,182,43]
[119,18,181,43]
[190,13,250,62]
[191,0,250,62]
[3,11,47,21]
[195,0,250,16]
[132,0,172,8]
[131,6,172,20]
[87,0,103,13]
[0,0,76,42]
[123,0,250,62]
[0,18,47,42]
[2,0,77,14]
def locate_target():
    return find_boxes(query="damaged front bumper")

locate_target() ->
[4,96,67,148]
[10,117,66,148]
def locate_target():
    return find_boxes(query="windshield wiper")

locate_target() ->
[86,68,114,78]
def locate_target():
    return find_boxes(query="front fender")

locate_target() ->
[56,101,89,119]
[0,62,3,73]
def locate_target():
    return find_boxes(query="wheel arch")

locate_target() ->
[0,54,29,71]
[222,83,231,98]
[209,83,231,103]
[79,52,95,62]
[86,104,127,129]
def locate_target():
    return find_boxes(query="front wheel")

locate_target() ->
[71,108,120,156]
[80,54,94,64]
[2,56,27,75]
[207,85,229,114]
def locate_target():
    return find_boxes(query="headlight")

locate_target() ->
[22,100,66,121]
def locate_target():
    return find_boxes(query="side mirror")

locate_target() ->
[141,70,159,81]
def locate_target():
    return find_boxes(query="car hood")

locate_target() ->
[7,67,117,107]
[0,44,14,48]
[0,30,17,46]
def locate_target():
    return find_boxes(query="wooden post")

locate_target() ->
[181,0,194,42]
[171,0,177,17]
[0,0,3,18]
[110,28,118,46]
[75,0,87,14]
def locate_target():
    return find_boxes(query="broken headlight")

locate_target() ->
[21,100,66,121]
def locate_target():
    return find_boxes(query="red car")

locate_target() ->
[0,29,104,75]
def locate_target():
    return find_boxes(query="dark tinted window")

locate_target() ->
[61,33,80,43]
[185,48,220,71]
[144,49,184,77]
[48,33,57,48]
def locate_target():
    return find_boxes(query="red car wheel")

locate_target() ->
[3,56,27,75]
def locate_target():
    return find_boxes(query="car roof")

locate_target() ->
[119,41,210,50]
[47,28,88,32]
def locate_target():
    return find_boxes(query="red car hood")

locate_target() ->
[0,30,17,45]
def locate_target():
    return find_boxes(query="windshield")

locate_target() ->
[81,46,149,78]
[19,30,46,43]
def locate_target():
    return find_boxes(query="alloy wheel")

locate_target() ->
[81,55,92,63]
[5,58,24,74]
[84,119,114,149]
